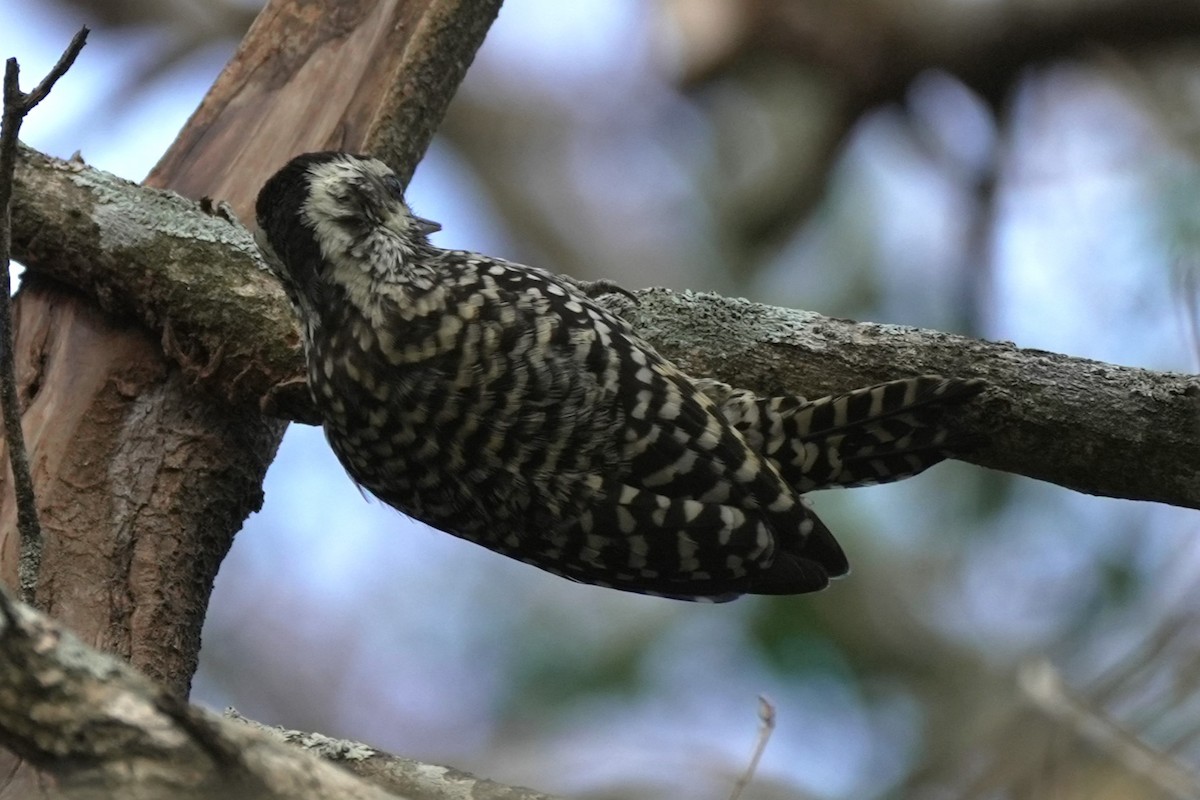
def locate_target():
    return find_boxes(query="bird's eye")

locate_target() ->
[382,173,405,200]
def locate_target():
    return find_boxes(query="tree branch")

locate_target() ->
[224,711,563,800]
[676,0,1200,105]
[0,584,561,800]
[12,143,310,421]
[145,0,504,219]
[617,291,1200,510]
[11,145,1199,510]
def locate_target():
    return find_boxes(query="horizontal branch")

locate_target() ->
[12,143,315,422]
[0,585,560,800]
[11,145,1200,509]
[614,291,1200,510]
[677,0,1200,106]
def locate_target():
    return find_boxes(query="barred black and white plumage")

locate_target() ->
[254,151,984,602]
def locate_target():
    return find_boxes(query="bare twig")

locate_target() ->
[1180,259,1200,370]
[0,26,88,604]
[1019,660,1200,800]
[729,695,776,800]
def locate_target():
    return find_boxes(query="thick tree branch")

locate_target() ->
[225,711,562,800]
[616,292,1200,510]
[11,145,1199,510]
[146,0,504,219]
[12,144,310,422]
[0,585,560,800]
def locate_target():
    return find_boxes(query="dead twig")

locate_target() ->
[0,26,88,603]
[729,694,777,800]
[1019,659,1200,800]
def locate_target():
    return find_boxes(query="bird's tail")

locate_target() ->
[709,375,986,492]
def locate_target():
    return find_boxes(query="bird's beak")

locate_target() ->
[414,216,442,236]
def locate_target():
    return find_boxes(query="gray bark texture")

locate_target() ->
[0,586,561,800]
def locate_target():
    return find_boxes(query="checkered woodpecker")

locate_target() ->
[255,152,984,602]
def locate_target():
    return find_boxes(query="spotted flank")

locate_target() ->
[255,151,986,602]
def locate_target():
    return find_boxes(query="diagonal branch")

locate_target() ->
[0,584,561,800]
[9,145,1200,510]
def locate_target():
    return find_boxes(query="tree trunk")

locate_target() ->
[0,0,502,795]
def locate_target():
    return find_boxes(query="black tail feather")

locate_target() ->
[725,376,985,492]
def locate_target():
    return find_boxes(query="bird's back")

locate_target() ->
[305,250,843,600]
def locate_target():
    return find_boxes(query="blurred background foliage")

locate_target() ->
[6,0,1200,797]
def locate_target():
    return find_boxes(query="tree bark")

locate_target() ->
[0,587,561,799]
[0,0,502,795]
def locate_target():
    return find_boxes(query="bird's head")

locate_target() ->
[254,151,441,312]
